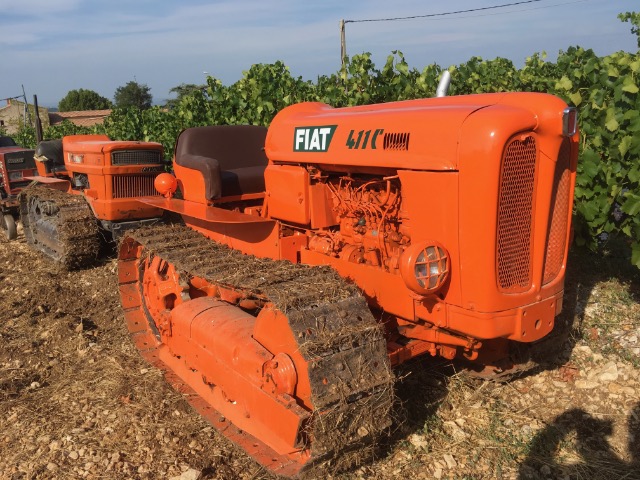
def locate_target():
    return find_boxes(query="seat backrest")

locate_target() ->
[0,136,17,147]
[176,125,268,170]
[174,125,268,200]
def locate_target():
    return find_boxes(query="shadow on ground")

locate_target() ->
[518,403,640,480]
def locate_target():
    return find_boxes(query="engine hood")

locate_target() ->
[265,92,555,171]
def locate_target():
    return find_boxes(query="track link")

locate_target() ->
[119,223,395,476]
[19,185,99,269]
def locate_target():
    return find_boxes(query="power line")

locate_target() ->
[345,0,546,24]
[1,95,23,103]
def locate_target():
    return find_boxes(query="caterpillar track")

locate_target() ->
[19,185,99,268]
[118,224,395,477]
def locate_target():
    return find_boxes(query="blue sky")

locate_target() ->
[0,0,638,108]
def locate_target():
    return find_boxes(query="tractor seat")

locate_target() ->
[174,125,268,201]
[35,139,66,174]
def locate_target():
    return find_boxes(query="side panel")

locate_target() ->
[397,170,462,307]
[264,165,310,225]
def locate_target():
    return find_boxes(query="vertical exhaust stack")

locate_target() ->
[435,70,451,97]
[33,95,43,144]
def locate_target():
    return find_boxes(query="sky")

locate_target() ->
[0,0,638,108]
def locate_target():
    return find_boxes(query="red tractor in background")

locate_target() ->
[117,85,579,476]
[0,136,37,240]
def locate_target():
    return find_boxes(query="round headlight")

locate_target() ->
[400,242,450,295]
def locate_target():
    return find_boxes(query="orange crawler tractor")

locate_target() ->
[118,89,578,476]
[19,134,165,267]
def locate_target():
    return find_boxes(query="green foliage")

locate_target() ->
[45,120,93,139]
[11,125,37,149]
[165,83,206,109]
[618,11,640,48]
[114,81,153,110]
[58,89,113,112]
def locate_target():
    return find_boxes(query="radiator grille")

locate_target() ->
[111,150,163,165]
[497,136,537,292]
[543,139,572,284]
[112,174,160,199]
[383,132,410,151]
[4,151,36,171]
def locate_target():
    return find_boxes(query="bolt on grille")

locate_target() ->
[496,136,537,292]
[112,174,160,199]
[111,150,163,165]
[543,139,572,284]
[383,132,410,151]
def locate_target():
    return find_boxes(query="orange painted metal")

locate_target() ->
[263,165,310,225]
[155,92,578,361]
[23,175,71,192]
[33,134,165,222]
[120,92,579,473]
[118,239,314,476]
[262,92,577,348]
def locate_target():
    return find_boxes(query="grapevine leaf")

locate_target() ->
[618,135,634,157]
[620,193,640,216]
[569,91,582,106]
[605,117,619,132]
[555,76,573,91]
[622,76,639,93]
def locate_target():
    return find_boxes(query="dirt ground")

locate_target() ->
[1,230,639,480]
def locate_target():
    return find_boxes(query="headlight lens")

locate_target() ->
[400,242,450,295]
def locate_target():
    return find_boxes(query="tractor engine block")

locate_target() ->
[307,174,409,272]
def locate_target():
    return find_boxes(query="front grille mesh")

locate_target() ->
[111,150,163,165]
[112,175,160,199]
[543,139,572,284]
[497,136,537,292]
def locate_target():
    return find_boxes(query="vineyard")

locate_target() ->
[6,29,640,267]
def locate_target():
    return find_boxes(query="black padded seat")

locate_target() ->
[35,139,66,174]
[174,125,268,200]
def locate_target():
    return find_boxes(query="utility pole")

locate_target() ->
[340,19,347,84]
[21,84,31,127]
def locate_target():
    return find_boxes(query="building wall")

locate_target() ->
[0,100,50,135]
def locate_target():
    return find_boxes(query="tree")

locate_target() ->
[114,81,153,110]
[165,83,206,109]
[618,11,640,48]
[58,89,113,112]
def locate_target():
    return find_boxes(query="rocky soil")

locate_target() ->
[0,230,638,480]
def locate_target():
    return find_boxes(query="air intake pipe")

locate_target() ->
[435,70,451,97]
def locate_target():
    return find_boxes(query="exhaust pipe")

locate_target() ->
[33,95,43,144]
[435,70,451,98]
